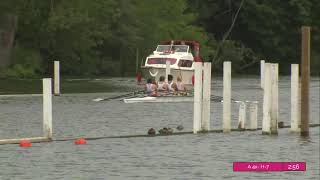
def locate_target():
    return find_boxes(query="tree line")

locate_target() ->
[0,0,318,78]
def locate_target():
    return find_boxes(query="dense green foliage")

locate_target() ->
[0,0,318,77]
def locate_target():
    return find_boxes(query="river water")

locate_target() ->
[0,76,319,179]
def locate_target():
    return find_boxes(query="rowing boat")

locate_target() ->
[123,96,193,103]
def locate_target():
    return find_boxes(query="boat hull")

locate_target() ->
[124,96,193,103]
[141,66,194,86]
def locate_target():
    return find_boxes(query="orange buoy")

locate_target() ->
[19,140,32,148]
[74,138,87,145]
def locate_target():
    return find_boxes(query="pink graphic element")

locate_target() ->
[282,162,306,171]
[233,162,306,172]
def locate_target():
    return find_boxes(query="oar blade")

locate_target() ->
[93,98,104,102]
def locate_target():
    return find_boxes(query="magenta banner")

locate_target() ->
[233,162,306,172]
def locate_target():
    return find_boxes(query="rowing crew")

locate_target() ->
[145,74,187,96]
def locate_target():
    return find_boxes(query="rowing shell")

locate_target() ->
[123,96,193,103]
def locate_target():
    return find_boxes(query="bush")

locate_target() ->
[4,45,43,78]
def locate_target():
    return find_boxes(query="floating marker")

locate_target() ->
[19,140,32,148]
[74,138,87,145]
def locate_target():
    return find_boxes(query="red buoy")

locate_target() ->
[19,140,32,148]
[74,138,87,145]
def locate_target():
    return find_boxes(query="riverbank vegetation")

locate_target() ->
[0,0,319,78]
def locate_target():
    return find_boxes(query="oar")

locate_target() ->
[210,94,237,102]
[93,90,145,102]
[118,93,146,101]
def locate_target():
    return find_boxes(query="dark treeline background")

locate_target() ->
[0,0,319,78]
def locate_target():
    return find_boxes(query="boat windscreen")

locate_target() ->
[147,58,177,65]
[172,45,188,52]
[156,45,171,52]
[156,45,188,53]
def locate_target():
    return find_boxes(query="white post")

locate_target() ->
[261,60,265,89]
[43,78,53,139]
[165,60,171,82]
[54,61,60,95]
[249,101,258,130]
[223,61,231,133]
[262,63,272,134]
[193,62,202,134]
[201,62,211,131]
[237,101,246,129]
[270,63,279,134]
[291,64,301,132]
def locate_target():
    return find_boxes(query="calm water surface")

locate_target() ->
[0,76,319,179]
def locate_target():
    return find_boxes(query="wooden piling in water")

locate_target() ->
[193,62,202,134]
[248,101,258,130]
[270,63,279,135]
[238,101,246,129]
[201,62,211,131]
[300,26,310,137]
[262,63,272,134]
[291,64,301,132]
[260,60,265,89]
[223,61,231,133]
[54,61,60,95]
[43,78,53,139]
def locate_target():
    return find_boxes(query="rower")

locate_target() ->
[176,76,186,92]
[151,78,158,96]
[145,78,153,95]
[167,74,177,94]
[157,76,168,93]
[145,78,157,96]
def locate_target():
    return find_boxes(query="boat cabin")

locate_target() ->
[141,40,201,85]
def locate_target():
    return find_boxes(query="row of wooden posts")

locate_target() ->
[192,60,306,135]
[0,61,309,144]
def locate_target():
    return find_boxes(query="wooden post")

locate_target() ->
[201,62,211,131]
[54,61,60,95]
[270,63,279,134]
[193,62,202,134]
[43,78,53,139]
[165,60,171,82]
[248,101,258,130]
[237,101,246,129]
[260,60,265,89]
[291,64,301,132]
[223,61,231,133]
[136,48,139,74]
[300,26,310,137]
[262,63,271,134]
